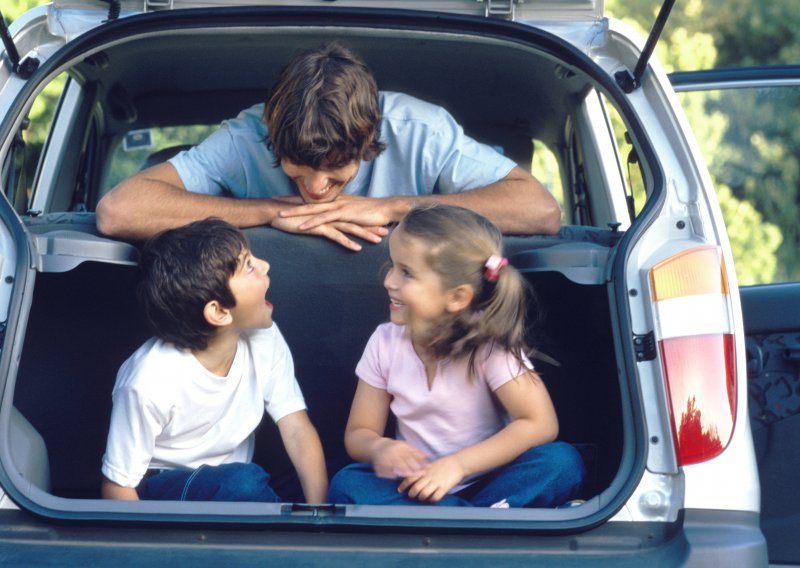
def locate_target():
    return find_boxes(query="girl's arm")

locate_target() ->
[345,380,429,478]
[277,410,329,503]
[400,370,558,502]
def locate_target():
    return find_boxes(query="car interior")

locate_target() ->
[7,16,633,516]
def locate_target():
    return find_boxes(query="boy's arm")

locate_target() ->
[101,476,140,500]
[276,410,328,503]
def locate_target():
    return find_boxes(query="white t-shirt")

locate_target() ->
[101,324,306,488]
[355,322,533,490]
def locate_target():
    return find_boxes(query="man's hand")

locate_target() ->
[277,194,404,233]
[271,199,389,251]
[370,438,430,479]
[397,454,466,503]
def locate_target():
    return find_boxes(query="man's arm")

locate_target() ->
[96,163,388,249]
[276,410,329,503]
[96,163,284,241]
[280,166,562,236]
[101,476,140,500]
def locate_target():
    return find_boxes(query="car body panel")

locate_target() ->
[0,1,771,564]
[671,65,800,566]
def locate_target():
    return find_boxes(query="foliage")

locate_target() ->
[2,0,42,22]
[4,2,66,194]
[607,0,794,284]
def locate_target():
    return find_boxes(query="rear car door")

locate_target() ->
[671,66,800,566]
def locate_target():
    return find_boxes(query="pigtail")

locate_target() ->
[455,257,531,380]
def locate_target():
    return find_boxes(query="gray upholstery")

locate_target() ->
[9,407,51,492]
[14,216,621,500]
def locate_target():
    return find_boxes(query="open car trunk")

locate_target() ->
[14,221,625,524]
[3,3,651,536]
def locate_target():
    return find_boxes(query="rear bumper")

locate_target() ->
[0,508,766,566]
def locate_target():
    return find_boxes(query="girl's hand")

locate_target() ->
[372,439,430,479]
[397,455,466,502]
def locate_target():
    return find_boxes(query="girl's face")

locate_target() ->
[384,230,455,342]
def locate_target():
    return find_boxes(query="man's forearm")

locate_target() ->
[97,182,282,240]
[411,167,561,235]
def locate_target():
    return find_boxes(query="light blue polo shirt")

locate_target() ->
[169,92,516,199]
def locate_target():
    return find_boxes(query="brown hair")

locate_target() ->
[263,42,386,170]
[138,218,248,351]
[396,204,537,378]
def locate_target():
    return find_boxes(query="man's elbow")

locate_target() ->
[95,191,128,237]
[538,201,562,235]
[519,194,561,236]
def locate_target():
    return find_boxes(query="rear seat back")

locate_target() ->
[14,215,621,500]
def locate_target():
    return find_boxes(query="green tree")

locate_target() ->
[2,0,43,21]
[4,1,66,194]
[606,0,787,284]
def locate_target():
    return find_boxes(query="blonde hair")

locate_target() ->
[396,203,535,378]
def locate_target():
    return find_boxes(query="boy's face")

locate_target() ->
[227,249,274,330]
[281,159,359,203]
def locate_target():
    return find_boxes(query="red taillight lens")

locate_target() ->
[659,334,736,465]
[650,246,737,466]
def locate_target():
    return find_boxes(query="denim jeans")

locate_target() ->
[137,462,282,502]
[327,441,585,507]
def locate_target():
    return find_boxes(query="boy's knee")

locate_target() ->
[207,463,280,502]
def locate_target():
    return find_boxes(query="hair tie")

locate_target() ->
[483,255,508,282]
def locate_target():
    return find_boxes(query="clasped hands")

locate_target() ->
[271,195,396,252]
[372,439,466,503]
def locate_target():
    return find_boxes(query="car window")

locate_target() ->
[674,75,800,285]
[3,73,67,215]
[531,139,565,221]
[101,125,218,196]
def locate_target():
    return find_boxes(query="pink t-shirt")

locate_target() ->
[356,322,533,468]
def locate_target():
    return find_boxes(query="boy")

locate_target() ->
[101,218,327,502]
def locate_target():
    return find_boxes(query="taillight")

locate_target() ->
[649,246,737,466]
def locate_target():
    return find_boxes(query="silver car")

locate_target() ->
[0,0,776,565]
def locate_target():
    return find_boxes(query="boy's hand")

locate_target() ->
[371,439,429,479]
[397,455,466,503]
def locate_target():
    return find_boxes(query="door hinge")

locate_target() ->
[633,331,657,362]
[144,0,174,12]
[479,0,519,21]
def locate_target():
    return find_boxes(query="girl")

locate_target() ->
[328,204,584,507]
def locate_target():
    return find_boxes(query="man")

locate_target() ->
[96,43,560,251]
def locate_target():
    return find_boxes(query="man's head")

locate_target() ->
[264,42,386,203]
[138,218,257,351]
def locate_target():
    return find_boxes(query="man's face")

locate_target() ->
[281,160,359,203]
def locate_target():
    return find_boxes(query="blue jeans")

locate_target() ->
[327,441,585,507]
[137,462,282,502]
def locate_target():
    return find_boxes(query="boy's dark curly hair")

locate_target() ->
[138,218,248,351]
